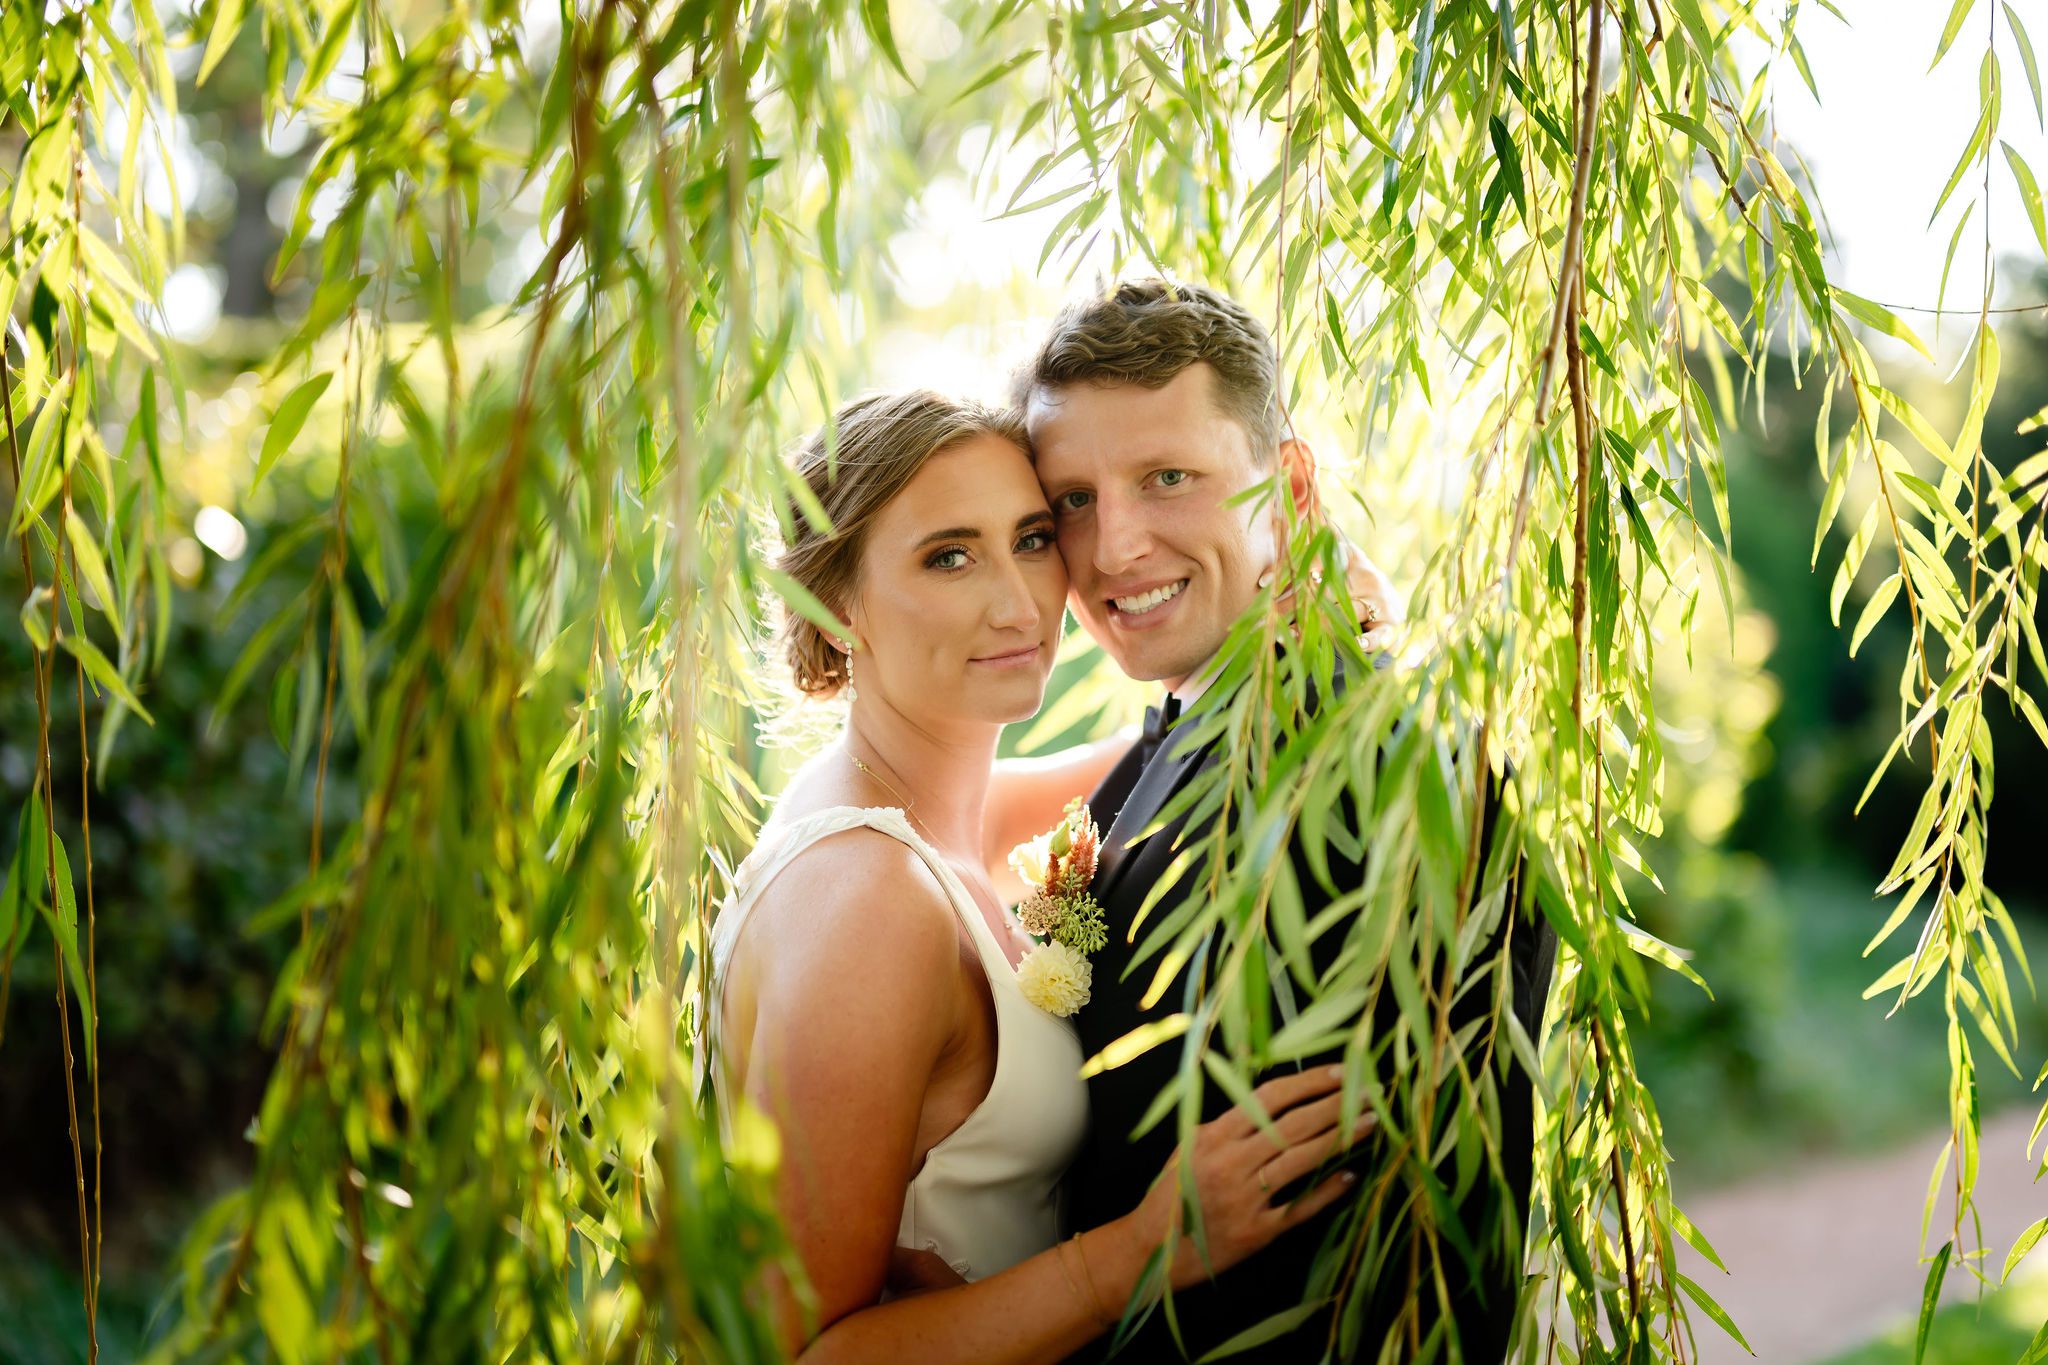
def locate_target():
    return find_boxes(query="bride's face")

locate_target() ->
[844,434,1066,726]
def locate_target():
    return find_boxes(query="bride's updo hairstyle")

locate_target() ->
[777,391,1029,699]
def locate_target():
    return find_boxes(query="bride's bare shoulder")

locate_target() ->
[744,809,955,969]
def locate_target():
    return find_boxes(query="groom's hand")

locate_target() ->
[883,1245,967,1299]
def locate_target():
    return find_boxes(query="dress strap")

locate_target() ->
[713,805,1009,980]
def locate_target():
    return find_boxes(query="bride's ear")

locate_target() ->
[837,594,868,656]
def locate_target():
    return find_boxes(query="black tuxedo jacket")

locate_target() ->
[1063,660,1557,1364]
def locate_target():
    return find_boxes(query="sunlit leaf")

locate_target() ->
[2002,141,2048,257]
[253,373,334,492]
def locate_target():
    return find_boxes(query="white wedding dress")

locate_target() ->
[706,805,1090,1281]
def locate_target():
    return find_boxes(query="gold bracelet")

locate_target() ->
[1053,1236,1095,1322]
[1071,1231,1117,1329]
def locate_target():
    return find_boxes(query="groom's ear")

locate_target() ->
[1276,437,1322,526]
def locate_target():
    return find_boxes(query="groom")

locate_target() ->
[1020,280,1557,1362]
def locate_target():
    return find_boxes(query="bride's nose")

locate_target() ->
[985,555,1042,633]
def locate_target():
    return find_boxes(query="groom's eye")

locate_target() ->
[1154,469,1190,488]
[1055,490,1093,513]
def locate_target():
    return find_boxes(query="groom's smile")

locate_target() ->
[1105,576,1187,626]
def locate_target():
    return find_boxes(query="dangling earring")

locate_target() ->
[841,640,857,702]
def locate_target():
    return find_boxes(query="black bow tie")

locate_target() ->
[1139,692,1182,759]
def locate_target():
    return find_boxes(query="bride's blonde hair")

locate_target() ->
[776,391,1029,699]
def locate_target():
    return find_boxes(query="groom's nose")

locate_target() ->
[1090,490,1151,578]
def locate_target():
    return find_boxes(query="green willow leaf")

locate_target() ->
[64,513,121,637]
[2005,1,2043,126]
[253,372,334,492]
[1080,1013,1191,1077]
[18,583,53,651]
[859,0,912,80]
[58,630,155,726]
[2002,141,2048,257]
[1833,288,1934,362]
[1914,1241,1953,1365]
[1928,94,1994,227]
[197,0,247,85]
[36,829,93,1067]
[2024,1317,2048,1365]
[1874,386,1962,474]
[1937,199,1977,320]
[1933,0,1979,69]
[1675,1272,1752,1356]
[759,563,848,638]
[1194,1299,1333,1362]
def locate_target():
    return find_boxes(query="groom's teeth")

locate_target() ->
[1112,580,1186,615]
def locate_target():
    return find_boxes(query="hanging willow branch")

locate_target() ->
[3,1,2045,1362]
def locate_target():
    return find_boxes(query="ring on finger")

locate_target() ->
[1256,1165,1272,1195]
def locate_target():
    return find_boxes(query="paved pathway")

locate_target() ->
[1676,1105,2048,1363]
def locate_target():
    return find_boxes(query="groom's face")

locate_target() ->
[1026,364,1279,688]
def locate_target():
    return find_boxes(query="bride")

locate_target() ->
[705,390,1376,1361]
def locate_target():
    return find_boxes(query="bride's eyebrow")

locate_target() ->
[914,512,1050,550]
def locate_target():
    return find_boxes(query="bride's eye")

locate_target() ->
[927,547,970,570]
[1015,530,1053,553]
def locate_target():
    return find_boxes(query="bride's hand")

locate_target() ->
[1273,534,1403,651]
[1124,1066,1375,1292]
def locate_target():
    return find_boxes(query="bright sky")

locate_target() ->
[1763,2,2048,344]
[871,6,2048,392]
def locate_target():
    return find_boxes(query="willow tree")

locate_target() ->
[3,0,2044,1361]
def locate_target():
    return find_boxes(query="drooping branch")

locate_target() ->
[1503,0,1605,584]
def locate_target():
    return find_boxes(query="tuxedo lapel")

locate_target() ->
[1094,720,1215,906]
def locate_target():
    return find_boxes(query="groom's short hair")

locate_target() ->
[1019,279,1285,459]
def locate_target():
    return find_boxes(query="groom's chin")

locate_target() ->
[1090,633,1199,685]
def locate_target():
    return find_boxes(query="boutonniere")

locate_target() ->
[1007,798,1107,1018]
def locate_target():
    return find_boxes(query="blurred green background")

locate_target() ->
[4,28,2048,1364]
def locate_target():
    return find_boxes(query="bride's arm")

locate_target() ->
[742,841,1366,1365]
[737,839,967,1350]
[982,730,1136,900]
[744,842,1123,1361]
[796,1065,1368,1365]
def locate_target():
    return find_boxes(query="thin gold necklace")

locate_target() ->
[847,748,943,848]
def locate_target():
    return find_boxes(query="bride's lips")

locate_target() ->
[971,643,1042,669]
